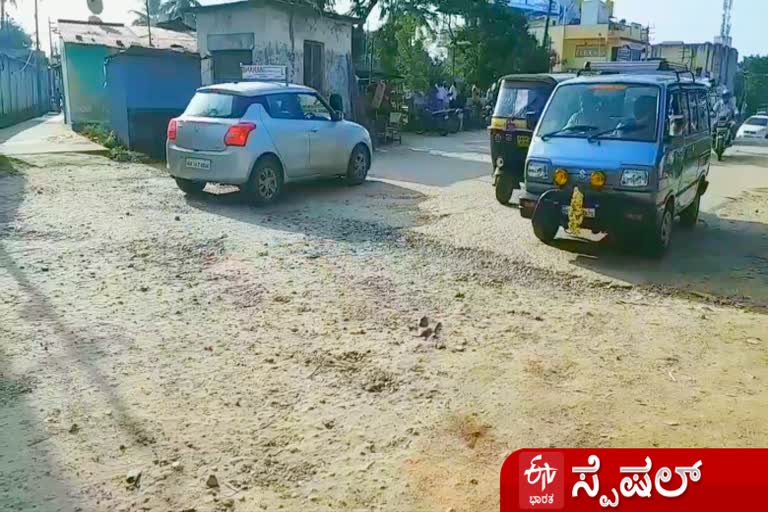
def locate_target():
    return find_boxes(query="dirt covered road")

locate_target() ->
[1,148,767,512]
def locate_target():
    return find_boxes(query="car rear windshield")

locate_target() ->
[184,92,253,119]
[538,83,660,142]
[494,82,551,119]
[745,116,768,126]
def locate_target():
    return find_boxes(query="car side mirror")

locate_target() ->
[331,110,343,122]
[329,93,343,113]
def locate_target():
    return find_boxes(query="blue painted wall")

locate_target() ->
[61,43,113,127]
[106,51,201,157]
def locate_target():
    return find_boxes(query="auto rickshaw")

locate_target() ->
[490,73,575,204]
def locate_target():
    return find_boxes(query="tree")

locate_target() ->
[373,15,444,92]
[1,0,19,30]
[0,16,31,49]
[742,55,768,115]
[159,0,201,20]
[446,0,548,88]
[131,0,162,26]
[354,0,548,88]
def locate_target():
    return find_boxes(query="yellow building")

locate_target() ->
[529,0,649,72]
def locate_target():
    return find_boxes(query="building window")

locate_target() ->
[303,41,324,92]
[212,50,252,84]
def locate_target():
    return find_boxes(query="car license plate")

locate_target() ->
[562,206,596,218]
[517,135,531,148]
[186,158,211,170]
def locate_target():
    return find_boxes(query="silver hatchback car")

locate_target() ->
[167,82,373,203]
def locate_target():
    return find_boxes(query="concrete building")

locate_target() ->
[192,0,358,115]
[57,19,197,128]
[105,47,201,159]
[650,41,739,91]
[528,0,648,72]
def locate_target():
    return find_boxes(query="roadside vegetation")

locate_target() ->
[0,155,27,175]
[79,124,151,163]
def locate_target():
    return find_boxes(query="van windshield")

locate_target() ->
[538,83,660,142]
[494,82,551,119]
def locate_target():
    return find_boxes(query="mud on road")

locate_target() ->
[1,151,767,512]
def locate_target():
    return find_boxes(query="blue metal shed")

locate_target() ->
[106,47,201,159]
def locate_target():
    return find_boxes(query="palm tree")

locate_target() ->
[1,0,19,30]
[131,0,161,26]
[159,0,201,20]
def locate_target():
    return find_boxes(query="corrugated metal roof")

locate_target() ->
[58,20,139,48]
[57,19,198,53]
[133,26,198,53]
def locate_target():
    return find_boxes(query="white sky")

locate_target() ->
[8,0,764,58]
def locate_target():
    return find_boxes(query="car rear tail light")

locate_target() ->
[224,123,256,147]
[167,118,177,141]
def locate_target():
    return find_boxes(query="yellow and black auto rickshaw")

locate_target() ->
[490,73,574,204]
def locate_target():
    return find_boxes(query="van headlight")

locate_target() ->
[526,161,548,180]
[620,169,649,187]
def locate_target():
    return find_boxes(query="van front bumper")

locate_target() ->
[519,186,659,232]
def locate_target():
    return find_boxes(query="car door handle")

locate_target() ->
[308,129,319,133]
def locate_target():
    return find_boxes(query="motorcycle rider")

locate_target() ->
[714,90,737,140]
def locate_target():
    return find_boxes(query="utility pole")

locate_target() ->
[542,0,555,70]
[48,17,54,57]
[34,0,40,51]
[146,0,153,46]
[542,0,554,49]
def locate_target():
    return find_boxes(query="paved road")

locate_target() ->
[371,130,768,211]
[0,114,103,156]
[371,131,768,306]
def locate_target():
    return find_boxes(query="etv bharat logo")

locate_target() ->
[519,453,565,510]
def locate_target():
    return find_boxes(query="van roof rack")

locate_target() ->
[578,59,696,82]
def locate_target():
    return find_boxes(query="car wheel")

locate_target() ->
[346,144,370,186]
[647,204,673,258]
[495,175,516,205]
[531,200,559,244]
[245,157,283,204]
[174,178,206,195]
[679,189,701,229]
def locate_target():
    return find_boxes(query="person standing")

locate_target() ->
[437,82,448,110]
[448,81,458,108]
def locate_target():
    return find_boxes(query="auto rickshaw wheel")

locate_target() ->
[495,175,516,205]
[531,199,559,244]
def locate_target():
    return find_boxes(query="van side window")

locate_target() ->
[686,91,699,133]
[679,91,691,135]
[697,91,710,132]
[667,90,686,137]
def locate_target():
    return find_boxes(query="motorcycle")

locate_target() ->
[418,107,462,135]
[713,116,735,161]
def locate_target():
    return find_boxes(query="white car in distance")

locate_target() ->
[736,115,768,141]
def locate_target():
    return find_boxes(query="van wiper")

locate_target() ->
[541,124,598,141]
[588,122,647,143]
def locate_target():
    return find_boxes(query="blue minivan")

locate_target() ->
[519,61,711,256]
